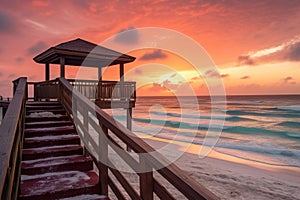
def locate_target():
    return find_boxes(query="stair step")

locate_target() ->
[23,135,80,149]
[19,171,99,200]
[26,109,66,115]
[21,155,93,175]
[26,105,63,110]
[26,115,69,123]
[22,145,83,160]
[25,121,73,129]
[26,101,61,106]
[60,194,109,200]
[25,126,76,138]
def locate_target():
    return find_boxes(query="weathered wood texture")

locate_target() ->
[0,77,27,200]
[58,77,219,200]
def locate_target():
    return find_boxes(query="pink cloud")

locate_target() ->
[240,76,250,80]
[282,76,296,84]
[140,50,167,61]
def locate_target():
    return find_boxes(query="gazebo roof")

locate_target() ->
[33,38,135,67]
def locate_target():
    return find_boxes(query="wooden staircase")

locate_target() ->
[19,101,108,200]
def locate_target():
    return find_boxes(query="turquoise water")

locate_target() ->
[108,95,300,167]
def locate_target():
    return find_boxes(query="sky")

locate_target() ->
[0,0,299,97]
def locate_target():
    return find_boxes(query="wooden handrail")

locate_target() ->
[0,77,27,200]
[58,77,219,200]
[66,79,136,84]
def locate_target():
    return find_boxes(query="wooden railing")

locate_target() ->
[67,79,98,99]
[0,77,27,200]
[68,79,136,101]
[29,79,136,102]
[33,79,59,100]
[58,77,219,200]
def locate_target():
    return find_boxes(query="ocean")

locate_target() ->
[107,95,300,167]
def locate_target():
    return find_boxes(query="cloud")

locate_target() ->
[150,81,177,93]
[15,57,24,63]
[162,79,178,91]
[282,76,296,84]
[72,0,90,10]
[237,55,255,65]
[204,69,220,78]
[287,41,300,61]
[283,76,293,82]
[0,71,3,77]
[31,0,50,7]
[27,41,48,55]
[29,75,37,80]
[134,68,143,75]
[240,76,250,79]
[0,11,16,33]
[25,19,47,30]
[170,73,177,78]
[114,26,139,44]
[140,50,167,61]
[151,82,168,93]
[191,76,200,80]
[237,36,300,65]
[221,74,229,78]
[204,69,228,78]
[7,73,17,79]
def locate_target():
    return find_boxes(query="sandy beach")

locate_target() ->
[139,136,300,200]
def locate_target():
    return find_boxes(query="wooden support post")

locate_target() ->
[119,63,124,82]
[98,124,109,195]
[45,63,50,101]
[126,108,132,151]
[3,106,7,117]
[98,67,102,81]
[119,63,124,100]
[0,107,3,120]
[25,83,28,100]
[126,108,132,130]
[58,79,62,102]
[60,57,65,78]
[33,83,38,101]
[139,154,153,200]
[97,67,102,99]
[13,79,18,94]
[45,63,50,81]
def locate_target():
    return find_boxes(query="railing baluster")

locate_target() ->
[98,123,108,195]
[83,108,89,157]
[139,154,154,200]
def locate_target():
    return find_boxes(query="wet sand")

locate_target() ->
[141,135,300,200]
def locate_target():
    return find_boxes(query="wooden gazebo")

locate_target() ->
[32,38,136,129]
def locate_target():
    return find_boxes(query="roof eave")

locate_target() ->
[33,48,136,65]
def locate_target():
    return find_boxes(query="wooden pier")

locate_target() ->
[0,39,219,200]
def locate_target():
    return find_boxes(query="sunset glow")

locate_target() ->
[0,0,299,97]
